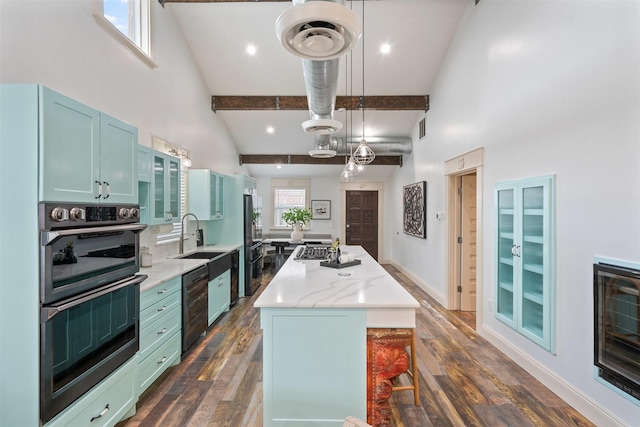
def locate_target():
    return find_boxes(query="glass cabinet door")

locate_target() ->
[153,155,166,223]
[217,175,224,218]
[520,184,545,339]
[496,186,516,325]
[209,171,217,216]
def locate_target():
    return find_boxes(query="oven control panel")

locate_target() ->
[39,202,140,229]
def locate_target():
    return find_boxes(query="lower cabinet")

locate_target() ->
[45,356,138,427]
[139,277,182,396]
[208,270,231,326]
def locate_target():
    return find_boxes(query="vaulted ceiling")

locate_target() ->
[166,0,469,179]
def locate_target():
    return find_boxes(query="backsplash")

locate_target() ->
[139,222,200,263]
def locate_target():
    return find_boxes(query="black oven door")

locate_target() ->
[40,274,144,424]
[41,223,146,304]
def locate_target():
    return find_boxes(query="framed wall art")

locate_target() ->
[311,200,331,220]
[403,181,426,238]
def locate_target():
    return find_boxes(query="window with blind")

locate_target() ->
[271,179,310,228]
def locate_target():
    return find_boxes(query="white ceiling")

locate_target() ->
[169,0,469,179]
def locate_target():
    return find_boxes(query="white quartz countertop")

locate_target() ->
[254,245,419,310]
[138,244,241,292]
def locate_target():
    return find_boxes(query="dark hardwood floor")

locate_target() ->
[120,264,594,427]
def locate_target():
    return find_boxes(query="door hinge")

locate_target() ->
[458,187,463,195]
[457,285,462,292]
[457,236,463,244]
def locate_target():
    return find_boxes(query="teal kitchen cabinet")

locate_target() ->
[40,86,137,204]
[137,146,180,225]
[189,169,225,220]
[495,175,556,352]
[208,269,231,326]
[45,356,138,427]
[138,277,182,395]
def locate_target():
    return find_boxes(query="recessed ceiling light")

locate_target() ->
[267,126,274,134]
[380,43,391,54]
[246,44,257,55]
[276,165,282,169]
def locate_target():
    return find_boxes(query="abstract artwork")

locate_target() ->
[403,181,426,238]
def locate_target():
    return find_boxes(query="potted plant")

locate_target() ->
[282,207,312,242]
[252,211,261,224]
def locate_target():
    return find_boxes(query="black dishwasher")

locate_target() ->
[182,265,208,353]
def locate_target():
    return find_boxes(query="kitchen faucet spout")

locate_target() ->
[180,213,201,254]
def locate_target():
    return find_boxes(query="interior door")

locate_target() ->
[345,191,378,260]
[460,174,477,311]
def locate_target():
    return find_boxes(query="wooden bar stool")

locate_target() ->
[391,328,420,406]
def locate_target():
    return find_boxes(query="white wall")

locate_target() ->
[255,176,341,241]
[390,1,640,425]
[0,0,249,259]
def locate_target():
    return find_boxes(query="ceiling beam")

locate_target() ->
[212,95,429,112]
[239,154,403,166]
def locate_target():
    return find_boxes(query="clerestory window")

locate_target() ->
[93,0,156,68]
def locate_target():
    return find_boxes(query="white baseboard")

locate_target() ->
[479,325,630,427]
[384,259,445,306]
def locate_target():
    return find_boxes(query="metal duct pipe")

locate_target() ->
[326,137,413,156]
[276,0,361,137]
[303,59,339,121]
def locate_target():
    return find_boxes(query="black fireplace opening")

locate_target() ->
[593,261,640,401]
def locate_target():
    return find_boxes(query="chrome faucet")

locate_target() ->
[180,212,201,254]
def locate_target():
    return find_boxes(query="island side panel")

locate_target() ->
[261,308,367,426]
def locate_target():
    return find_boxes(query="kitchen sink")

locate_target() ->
[178,251,231,280]
[178,252,225,260]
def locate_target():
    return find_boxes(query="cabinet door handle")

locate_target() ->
[157,305,167,312]
[157,288,168,294]
[90,404,109,422]
[511,245,516,256]
[515,245,521,257]
[158,356,168,364]
[158,328,167,335]
[95,181,102,199]
[103,181,110,199]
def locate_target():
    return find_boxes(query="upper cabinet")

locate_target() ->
[39,87,137,204]
[189,169,225,220]
[495,175,555,352]
[138,146,180,225]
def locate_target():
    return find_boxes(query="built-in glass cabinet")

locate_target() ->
[495,175,555,352]
[138,145,180,225]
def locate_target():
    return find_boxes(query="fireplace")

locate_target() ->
[594,260,640,401]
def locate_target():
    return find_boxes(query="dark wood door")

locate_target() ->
[345,190,378,260]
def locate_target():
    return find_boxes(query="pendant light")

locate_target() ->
[353,1,375,166]
[339,156,355,182]
[339,44,359,182]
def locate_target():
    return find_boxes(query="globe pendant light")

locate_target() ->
[353,0,375,166]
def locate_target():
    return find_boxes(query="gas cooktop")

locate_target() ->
[295,244,331,260]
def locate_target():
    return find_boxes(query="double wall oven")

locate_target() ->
[39,202,147,423]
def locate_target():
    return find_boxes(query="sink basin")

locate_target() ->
[178,252,225,260]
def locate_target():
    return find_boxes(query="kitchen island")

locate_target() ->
[254,245,419,426]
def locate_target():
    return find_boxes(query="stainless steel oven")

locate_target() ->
[39,202,147,423]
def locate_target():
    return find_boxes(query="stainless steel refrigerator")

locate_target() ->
[244,194,263,296]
